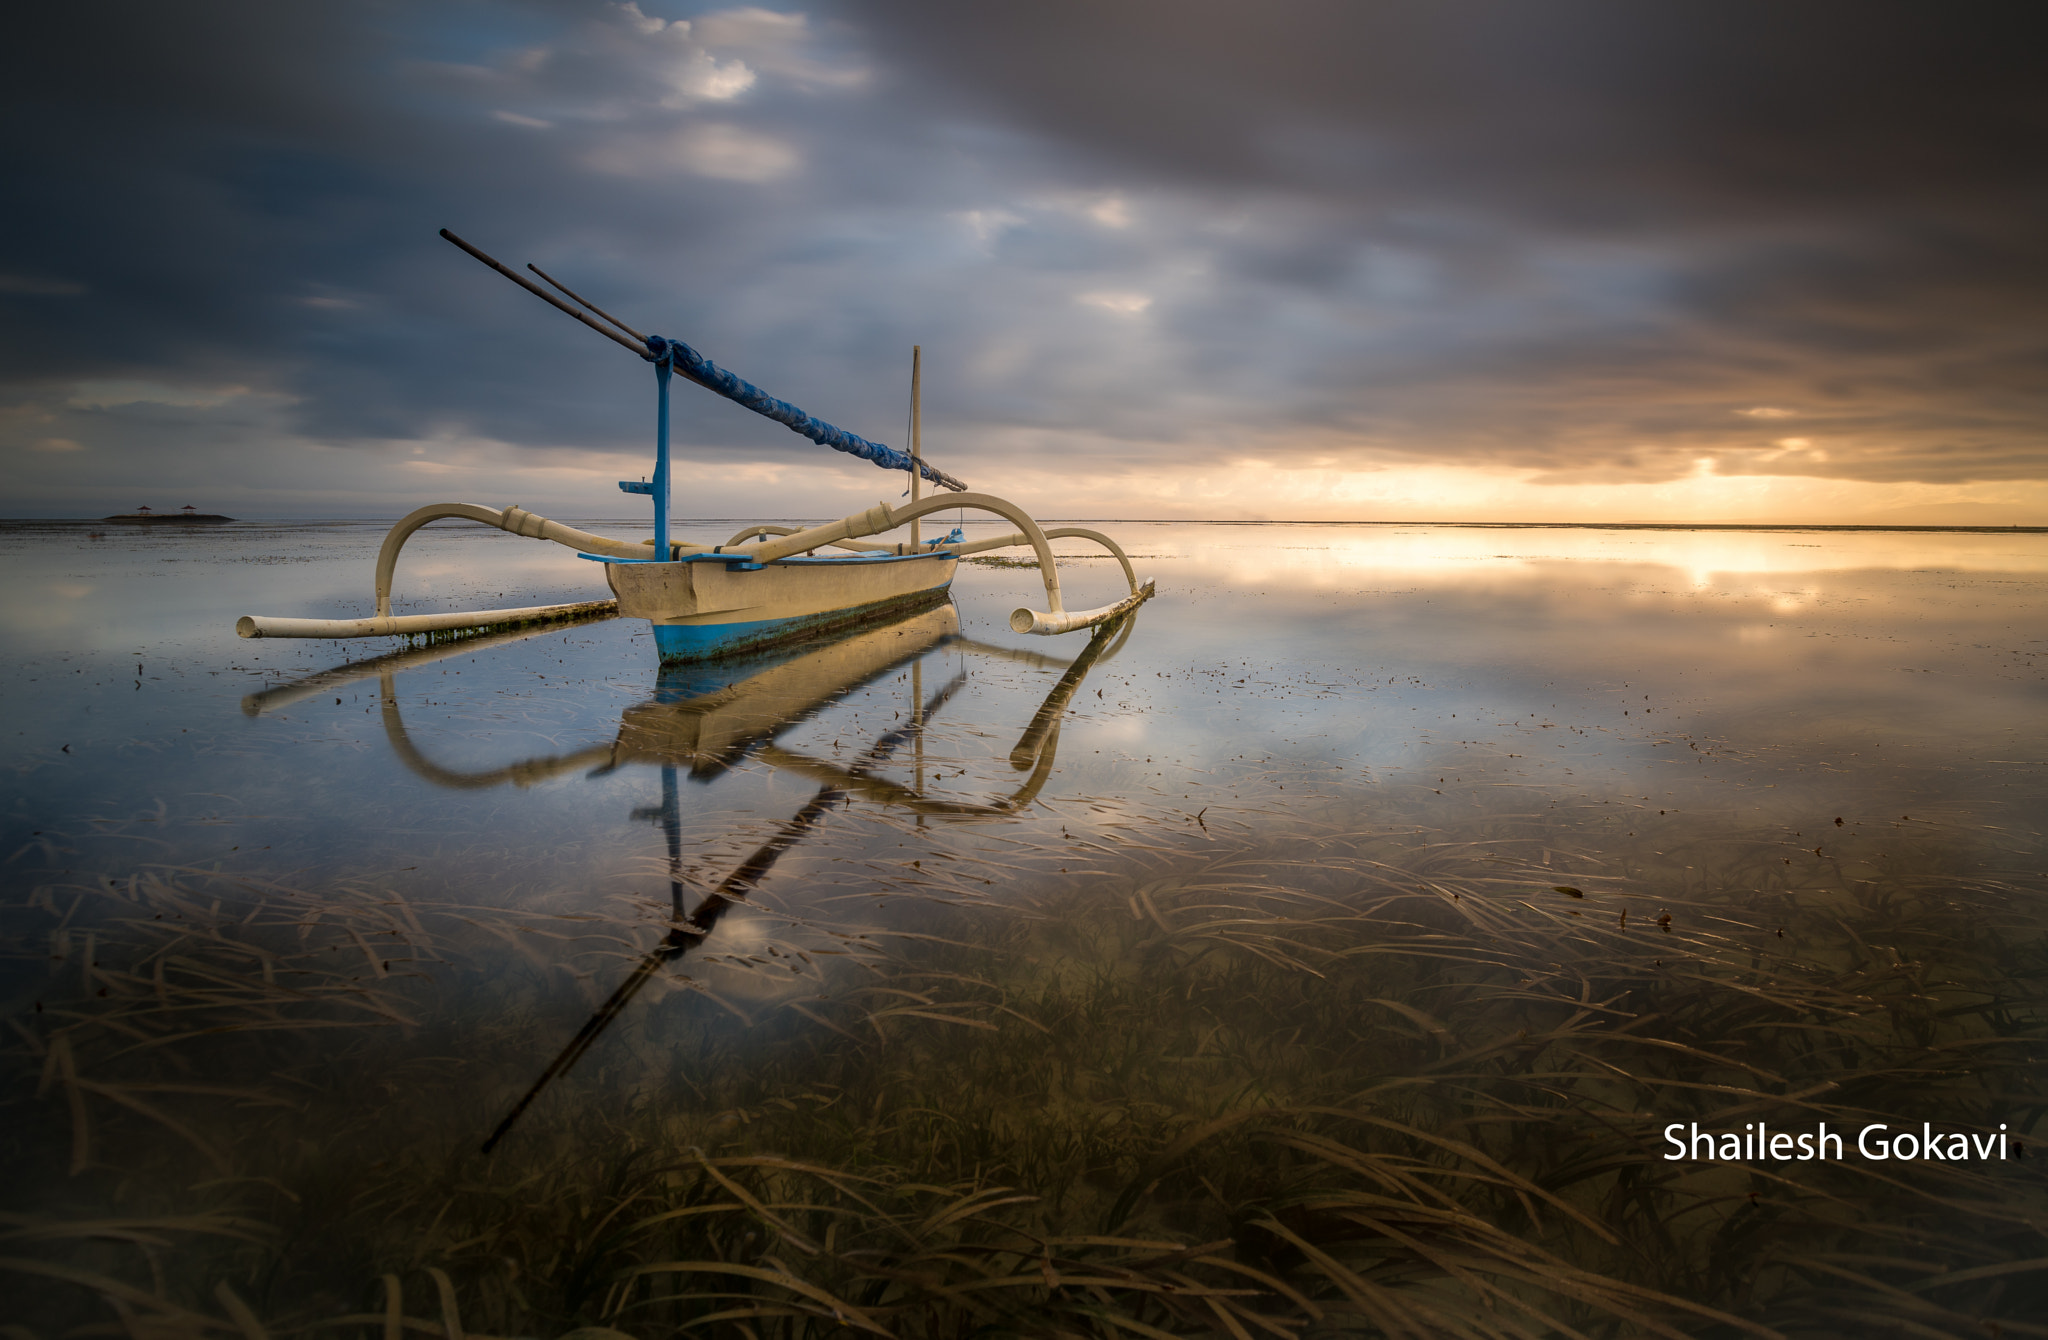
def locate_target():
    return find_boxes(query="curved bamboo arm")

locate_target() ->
[751,497,1155,634]
[953,526,1141,595]
[722,522,893,554]
[373,502,701,617]
[1047,528,1139,595]
[747,492,1076,622]
[726,522,798,545]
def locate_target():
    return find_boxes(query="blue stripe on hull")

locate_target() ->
[651,585,954,664]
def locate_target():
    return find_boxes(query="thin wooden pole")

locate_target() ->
[909,346,922,549]
[653,356,672,561]
[525,262,646,343]
[439,230,648,357]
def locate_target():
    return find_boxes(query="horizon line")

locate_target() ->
[7,515,2045,535]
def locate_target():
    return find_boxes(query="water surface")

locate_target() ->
[4,518,2045,1336]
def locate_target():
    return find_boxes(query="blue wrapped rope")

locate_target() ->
[645,335,967,493]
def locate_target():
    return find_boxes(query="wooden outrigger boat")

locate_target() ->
[237,230,1153,662]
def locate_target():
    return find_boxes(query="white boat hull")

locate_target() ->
[600,550,957,663]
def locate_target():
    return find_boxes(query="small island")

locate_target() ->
[101,504,234,523]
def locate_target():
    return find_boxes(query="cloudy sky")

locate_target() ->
[4,1,2043,523]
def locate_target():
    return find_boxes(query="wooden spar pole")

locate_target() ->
[910,345,922,549]
[526,262,647,344]
[439,230,648,357]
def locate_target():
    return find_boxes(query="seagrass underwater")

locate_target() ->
[1663,1120,2016,1163]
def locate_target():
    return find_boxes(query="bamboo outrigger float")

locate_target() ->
[236,230,1153,661]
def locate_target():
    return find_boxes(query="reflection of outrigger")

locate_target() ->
[243,599,1135,1150]
[237,230,1153,662]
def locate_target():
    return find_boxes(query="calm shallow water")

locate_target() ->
[3,518,2046,1335]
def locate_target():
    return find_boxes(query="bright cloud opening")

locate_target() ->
[1078,291,1153,315]
[589,122,800,181]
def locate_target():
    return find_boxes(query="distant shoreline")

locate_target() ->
[98,513,234,523]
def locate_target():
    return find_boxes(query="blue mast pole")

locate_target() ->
[653,355,672,560]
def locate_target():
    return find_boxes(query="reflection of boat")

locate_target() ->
[266,598,1127,804]
[248,597,1137,1151]
[362,602,976,789]
[236,231,1152,662]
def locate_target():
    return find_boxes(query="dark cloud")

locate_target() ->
[851,0,2048,480]
[2,0,2044,517]
[862,1,2046,220]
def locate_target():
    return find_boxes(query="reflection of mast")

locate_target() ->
[914,658,924,828]
[636,763,688,918]
[480,673,965,1154]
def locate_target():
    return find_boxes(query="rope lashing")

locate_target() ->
[644,335,968,493]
